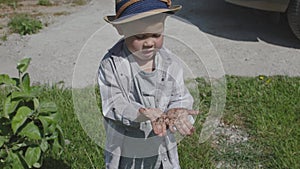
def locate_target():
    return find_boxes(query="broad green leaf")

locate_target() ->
[30,86,42,96]
[19,122,41,140]
[0,74,16,86]
[56,125,65,148]
[2,96,11,119]
[33,162,42,168]
[47,113,60,133]
[17,58,31,73]
[38,116,54,134]
[48,124,56,133]
[0,149,6,158]
[3,95,20,118]
[46,134,58,140]
[11,142,27,151]
[40,139,48,152]
[33,98,39,111]
[0,136,8,147]
[8,151,24,169]
[12,106,32,134]
[11,91,34,99]
[12,77,20,86]
[39,102,57,113]
[7,100,20,116]
[51,112,60,124]
[52,138,62,155]
[21,73,30,93]
[12,144,21,151]
[24,147,41,168]
[0,120,11,136]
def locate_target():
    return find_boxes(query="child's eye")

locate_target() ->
[134,34,161,39]
[152,34,161,38]
[134,34,146,39]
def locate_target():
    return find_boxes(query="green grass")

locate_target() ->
[0,76,299,168]
[214,76,300,168]
[37,85,105,168]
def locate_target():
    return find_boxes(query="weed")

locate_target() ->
[1,34,7,41]
[72,0,87,6]
[53,11,70,16]
[8,14,43,35]
[38,0,52,6]
[0,58,64,168]
[0,0,17,8]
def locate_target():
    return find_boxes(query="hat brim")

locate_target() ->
[104,5,182,25]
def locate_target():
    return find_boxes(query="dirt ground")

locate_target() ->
[0,0,299,87]
[0,0,90,37]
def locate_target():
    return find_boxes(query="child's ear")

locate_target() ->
[114,25,124,35]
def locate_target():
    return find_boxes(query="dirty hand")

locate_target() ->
[166,108,199,136]
[139,108,163,121]
[139,108,167,136]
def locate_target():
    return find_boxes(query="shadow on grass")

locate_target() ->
[42,157,71,169]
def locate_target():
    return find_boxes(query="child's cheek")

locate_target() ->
[131,40,143,51]
[155,36,164,49]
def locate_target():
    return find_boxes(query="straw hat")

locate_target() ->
[104,0,182,25]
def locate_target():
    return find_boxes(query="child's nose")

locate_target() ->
[144,38,155,47]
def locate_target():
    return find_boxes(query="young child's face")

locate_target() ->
[115,14,166,62]
[125,33,163,62]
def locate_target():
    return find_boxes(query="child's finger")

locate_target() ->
[175,117,194,136]
[152,122,162,135]
[179,123,191,136]
[139,107,147,113]
[175,124,188,136]
[187,110,199,115]
[169,124,176,133]
[161,123,167,136]
[156,123,162,135]
[183,118,194,135]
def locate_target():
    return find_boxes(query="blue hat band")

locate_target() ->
[116,0,169,19]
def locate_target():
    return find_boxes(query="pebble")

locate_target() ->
[211,121,254,168]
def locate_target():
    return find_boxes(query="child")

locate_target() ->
[98,0,199,168]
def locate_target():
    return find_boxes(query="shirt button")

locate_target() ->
[164,158,167,161]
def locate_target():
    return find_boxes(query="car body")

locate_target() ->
[225,0,300,40]
[225,0,290,12]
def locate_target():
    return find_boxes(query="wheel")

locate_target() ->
[287,0,300,40]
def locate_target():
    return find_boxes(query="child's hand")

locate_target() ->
[139,108,163,121]
[151,115,167,136]
[139,108,167,136]
[166,108,199,136]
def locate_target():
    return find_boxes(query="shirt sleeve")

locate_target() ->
[167,65,196,124]
[167,65,194,110]
[98,57,145,128]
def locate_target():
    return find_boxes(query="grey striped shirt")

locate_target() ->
[98,39,194,169]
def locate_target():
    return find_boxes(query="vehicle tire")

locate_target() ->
[287,0,300,40]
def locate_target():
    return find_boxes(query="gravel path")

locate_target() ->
[1,0,299,87]
[0,0,113,86]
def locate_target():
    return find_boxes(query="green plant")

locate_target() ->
[72,0,87,6]
[1,34,8,41]
[0,0,18,8]
[8,14,43,35]
[37,0,51,6]
[0,58,64,169]
[1,76,298,168]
